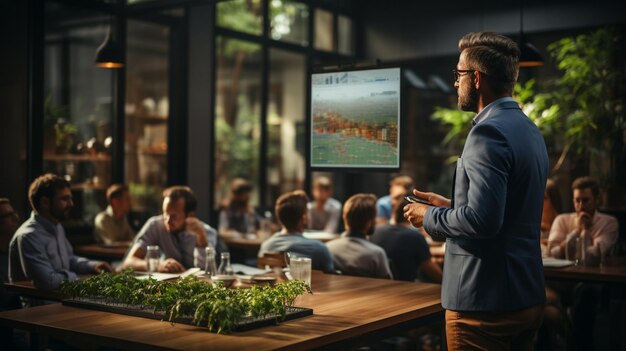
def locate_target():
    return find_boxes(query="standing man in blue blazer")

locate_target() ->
[404,32,548,350]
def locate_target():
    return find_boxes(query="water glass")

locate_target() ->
[146,245,160,273]
[290,257,312,287]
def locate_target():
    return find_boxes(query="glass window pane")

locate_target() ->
[270,0,309,46]
[217,0,263,36]
[338,15,354,55]
[267,49,306,208]
[125,20,170,218]
[314,8,334,51]
[215,37,262,209]
[43,8,114,228]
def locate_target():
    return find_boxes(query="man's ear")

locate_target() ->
[39,197,50,212]
[474,70,482,90]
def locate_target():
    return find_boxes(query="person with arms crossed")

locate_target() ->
[9,174,112,291]
[93,183,134,245]
[122,186,217,273]
[403,32,548,350]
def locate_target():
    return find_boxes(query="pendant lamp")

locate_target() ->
[95,17,124,69]
[518,0,544,67]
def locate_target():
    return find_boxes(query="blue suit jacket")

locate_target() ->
[424,99,548,312]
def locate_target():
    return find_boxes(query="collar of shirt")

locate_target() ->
[106,205,115,217]
[32,211,59,237]
[472,96,516,126]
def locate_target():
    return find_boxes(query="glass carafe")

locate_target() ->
[217,252,233,275]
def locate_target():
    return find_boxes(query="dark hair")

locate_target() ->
[163,185,197,214]
[343,193,377,234]
[390,175,414,190]
[313,176,333,191]
[572,177,600,199]
[28,173,71,211]
[275,190,308,232]
[230,178,252,195]
[106,184,128,203]
[458,32,520,95]
[545,179,562,213]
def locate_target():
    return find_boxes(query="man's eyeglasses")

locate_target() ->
[453,69,474,82]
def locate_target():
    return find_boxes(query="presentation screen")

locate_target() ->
[310,67,401,170]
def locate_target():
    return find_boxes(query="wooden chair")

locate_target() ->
[257,252,287,269]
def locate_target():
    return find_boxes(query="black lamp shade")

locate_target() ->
[519,41,544,67]
[95,35,124,69]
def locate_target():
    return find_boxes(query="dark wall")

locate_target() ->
[0,0,30,216]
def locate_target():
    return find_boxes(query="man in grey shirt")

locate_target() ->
[258,190,334,272]
[307,176,342,233]
[326,194,392,279]
[93,184,134,245]
[122,186,217,273]
[9,174,112,291]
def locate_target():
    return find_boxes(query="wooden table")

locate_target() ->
[0,274,443,351]
[543,256,626,284]
[74,243,129,261]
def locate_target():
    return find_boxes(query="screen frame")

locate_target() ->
[307,64,404,172]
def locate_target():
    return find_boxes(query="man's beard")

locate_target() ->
[51,207,71,221]
[458,82,479,112]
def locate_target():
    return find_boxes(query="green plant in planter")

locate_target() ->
[519,27,625,190]
[60,269,311,334]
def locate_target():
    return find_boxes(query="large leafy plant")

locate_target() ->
[60,269,311,334]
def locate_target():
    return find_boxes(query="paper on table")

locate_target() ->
[134,267,202,281]
[232,263,271,276]
[542,257,574,268]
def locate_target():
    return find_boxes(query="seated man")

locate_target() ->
[9,174,112,291]
[376,175,414,226]
[258,190,334,272]
[548,176,618,262]
[122,186,217,273]
[371,195,442,283]
[93,184,134,245]
[326,194,392,279]
[307,176,342,233]
[218,178,260,236]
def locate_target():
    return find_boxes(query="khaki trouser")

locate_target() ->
[445,304,544,351]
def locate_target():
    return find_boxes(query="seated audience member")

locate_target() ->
[122,186,217,273]
[0,198,21,310]
[93,184,134,245]
[546,177,619,351]
[219,178,260,236]
[376,175,414,226]
[371,196,442,283]
[548,176,618,261]
[541,178,562,242]
[9,174,112,291]
[307,176,342,233]
[326,194,392,279]
[258,190,333,272]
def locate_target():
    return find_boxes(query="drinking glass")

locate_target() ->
[290,257,312,287]
[146,245,160,273]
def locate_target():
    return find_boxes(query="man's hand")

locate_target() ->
[411,189,451,208]
[186,217,208,247]
[577,211,593,232]
[403,202,429,228]
[159,258,185,273]
[94,261,113,273]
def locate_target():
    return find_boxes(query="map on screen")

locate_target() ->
[310,67,401,169]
